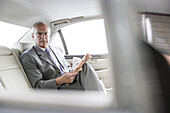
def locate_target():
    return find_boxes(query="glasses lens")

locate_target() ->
[36,32,49,37]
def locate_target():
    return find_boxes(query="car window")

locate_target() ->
[145,17,153,43]
[51,19,108,55]
[50,32,66,54]
[0,21,29,47]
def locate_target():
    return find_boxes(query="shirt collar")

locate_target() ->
[37,45,49,52]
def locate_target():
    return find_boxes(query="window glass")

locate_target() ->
[145,18,153,44]
[0,21,29,47]
[50,32,65,54]
[61,19,108,55]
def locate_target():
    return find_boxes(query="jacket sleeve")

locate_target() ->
[20,52,60,89]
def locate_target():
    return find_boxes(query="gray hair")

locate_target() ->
[32,21,51,34]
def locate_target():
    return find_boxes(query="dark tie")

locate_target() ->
[45,48,65,75]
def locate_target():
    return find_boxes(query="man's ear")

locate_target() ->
[32,33,34,39]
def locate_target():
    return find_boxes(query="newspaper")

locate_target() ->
[72,54,92,72]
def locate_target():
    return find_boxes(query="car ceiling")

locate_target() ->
[0,0,102,28]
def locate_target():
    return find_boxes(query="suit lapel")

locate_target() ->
[34,45,58,68]
[49,46,64,69]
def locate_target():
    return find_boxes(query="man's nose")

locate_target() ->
[40,34,46,39]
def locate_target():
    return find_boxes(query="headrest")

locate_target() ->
[0,45,12,55]
[12,42,34,52]
[22,42,34,51]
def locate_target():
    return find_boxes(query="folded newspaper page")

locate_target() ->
[72,54,92,72]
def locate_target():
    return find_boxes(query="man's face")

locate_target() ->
[32,24,50,48]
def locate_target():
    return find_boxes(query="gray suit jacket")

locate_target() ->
[20,45,70,89]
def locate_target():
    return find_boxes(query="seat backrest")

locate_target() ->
[0,45,32,92]
[12,42,34,57]
[12,42,34,74]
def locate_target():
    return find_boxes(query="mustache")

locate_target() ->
[39,39,48,41]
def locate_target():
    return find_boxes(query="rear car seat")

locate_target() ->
[12,42,113,93]
[0,45,32,92]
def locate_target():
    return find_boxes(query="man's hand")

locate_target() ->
[56,71,78,86]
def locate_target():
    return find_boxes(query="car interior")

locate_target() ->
[0,0,170,113]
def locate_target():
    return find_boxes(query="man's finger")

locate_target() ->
[65,83,69,86]
[71,63,73,68]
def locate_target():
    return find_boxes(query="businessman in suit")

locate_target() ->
[20,22,106,92]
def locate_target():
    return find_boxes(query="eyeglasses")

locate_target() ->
[36,32,50,37]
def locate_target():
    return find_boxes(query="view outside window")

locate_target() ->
[0,21,29,47]
[50,32,66,54]
[51,19,108,55]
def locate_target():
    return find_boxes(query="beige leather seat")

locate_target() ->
[12,42,34,58]
[0,45,32,92]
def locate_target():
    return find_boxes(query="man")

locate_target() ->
[20,22,106,92]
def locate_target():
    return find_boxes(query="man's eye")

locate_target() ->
[38,32,43,35]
